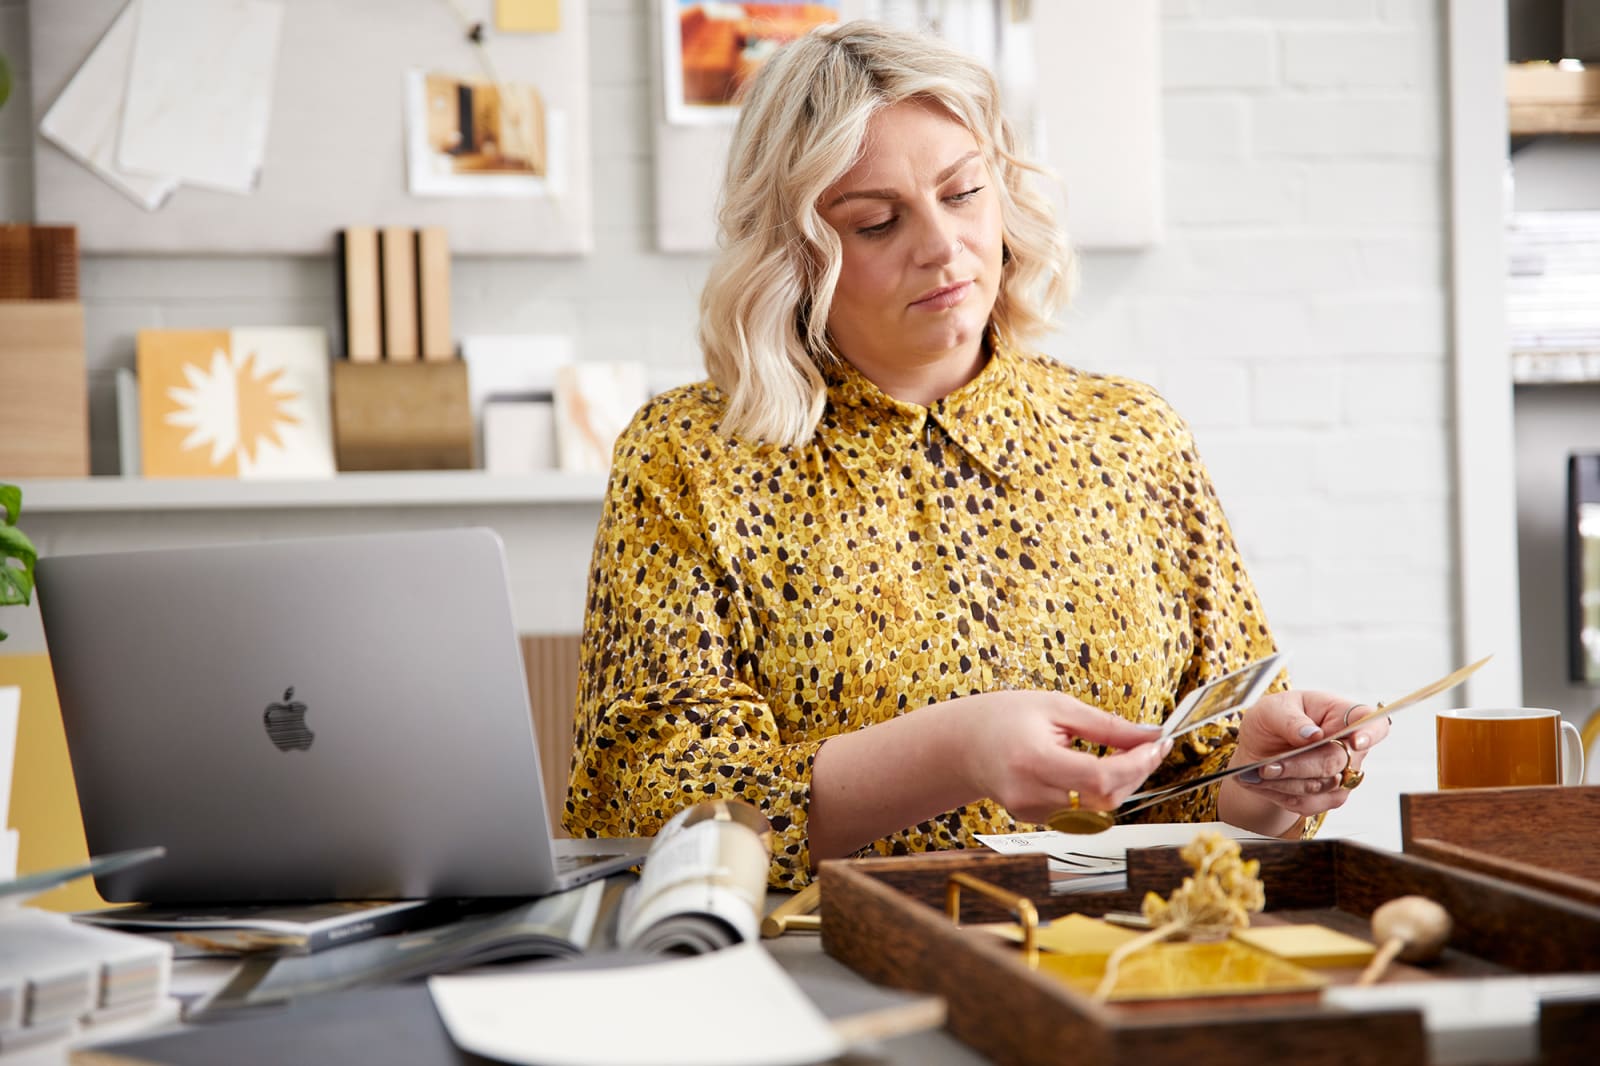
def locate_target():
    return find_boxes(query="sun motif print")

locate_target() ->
[137,328,335,478]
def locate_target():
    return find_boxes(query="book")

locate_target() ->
[73,899,466,959]
[0,849,174,1057]
[198,798,774,1013]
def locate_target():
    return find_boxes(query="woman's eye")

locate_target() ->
[856,217,895,237]
[948,185,985,204]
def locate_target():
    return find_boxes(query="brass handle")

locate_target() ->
[946,871,1039,967]
[761,880,822,938]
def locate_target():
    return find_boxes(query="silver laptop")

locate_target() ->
[37,527,648,903]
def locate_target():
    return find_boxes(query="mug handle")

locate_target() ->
[1560,720,1586,785]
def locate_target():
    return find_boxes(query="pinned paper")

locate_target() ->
[118,0,284,194]
[496,0,560,33]
[38,0,179,211]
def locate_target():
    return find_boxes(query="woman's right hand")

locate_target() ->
[951,691,1172,824]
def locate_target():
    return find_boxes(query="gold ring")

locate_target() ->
[1333,738,1364,790]
[1067,789,1081,810]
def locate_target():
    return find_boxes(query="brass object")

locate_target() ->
[946,872,1039,968]
[1046,807,1116,834]
[1332,738,1364,790]
[761,880,821,938]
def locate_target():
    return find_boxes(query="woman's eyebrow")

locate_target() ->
[823,150,982,209]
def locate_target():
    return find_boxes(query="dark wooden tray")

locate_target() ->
[1402,785,1600,906]
[819,840,1600,1066]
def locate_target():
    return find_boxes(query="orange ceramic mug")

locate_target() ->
[1435,708,1585,789]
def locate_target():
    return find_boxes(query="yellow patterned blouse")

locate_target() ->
[565,340,1289,886]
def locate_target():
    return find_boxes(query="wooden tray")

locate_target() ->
[1403,785,1600,907]
[819,840,1600,1066]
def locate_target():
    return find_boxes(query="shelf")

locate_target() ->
[10,470,610,514]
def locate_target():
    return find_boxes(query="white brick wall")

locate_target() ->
[0,0,1459,847]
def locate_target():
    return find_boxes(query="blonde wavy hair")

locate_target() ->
[699,19,1075,447]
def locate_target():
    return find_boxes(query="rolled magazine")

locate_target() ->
[617,798,773,954]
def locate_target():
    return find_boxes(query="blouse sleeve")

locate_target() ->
[1118,399,1322,839]
[563,409,825,886]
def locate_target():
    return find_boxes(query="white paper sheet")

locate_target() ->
[118,0,284,194]
[38,0,180,211]
[977,821,1276,874]
[429,943,843,1066]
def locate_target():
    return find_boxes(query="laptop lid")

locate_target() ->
[37,527,640,903]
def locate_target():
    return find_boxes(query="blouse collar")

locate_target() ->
[818,336,1052,483]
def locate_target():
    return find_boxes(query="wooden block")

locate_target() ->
[379,225,419,362]
[0,225,31,299]
[331,361,472,470]
[1231,924,1377,968]
[30,226,79,299]
[0,301,88,477]
[1505,63,1600,103]
[416,226,453,361]
[338,226,381,363]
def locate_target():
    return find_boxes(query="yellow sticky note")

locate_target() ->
[496,0,559,33]
[1232,924,1378,968]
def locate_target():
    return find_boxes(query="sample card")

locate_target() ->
[553,363,649,473]
[660,1,840,125]
[137,327,334,479]
[1160,652,1288,741]
[117,0,284,194]
[38,0,180,211]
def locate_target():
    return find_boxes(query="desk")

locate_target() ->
[70,914,987,1066]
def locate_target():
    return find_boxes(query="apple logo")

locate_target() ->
[263,687,314,751]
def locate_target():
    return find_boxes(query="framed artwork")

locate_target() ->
[660,1,841,126]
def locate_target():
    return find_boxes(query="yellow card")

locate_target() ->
[1232,924,1378,968]
[496,0,559,33]
[978,913,1140,957]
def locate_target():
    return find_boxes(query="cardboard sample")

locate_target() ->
[380,225,419,361]
[338,226,381,363]
[416,226,452,362]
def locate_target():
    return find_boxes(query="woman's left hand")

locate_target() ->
[1225,690,1391,819]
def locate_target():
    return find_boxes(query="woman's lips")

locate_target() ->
[910,280,972,311]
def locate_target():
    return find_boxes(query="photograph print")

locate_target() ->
[661,2,841,125]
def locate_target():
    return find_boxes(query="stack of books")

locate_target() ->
[1507,211,1600,384]
[0,909,173,1057]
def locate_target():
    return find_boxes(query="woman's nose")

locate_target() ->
[912,213,962,268]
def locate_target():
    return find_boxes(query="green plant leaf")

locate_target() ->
[0,483,18,527]
[0,524,36,608]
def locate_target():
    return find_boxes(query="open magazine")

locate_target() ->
[199,799,773,1013]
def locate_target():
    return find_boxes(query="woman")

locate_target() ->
[565,21,1387,885]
